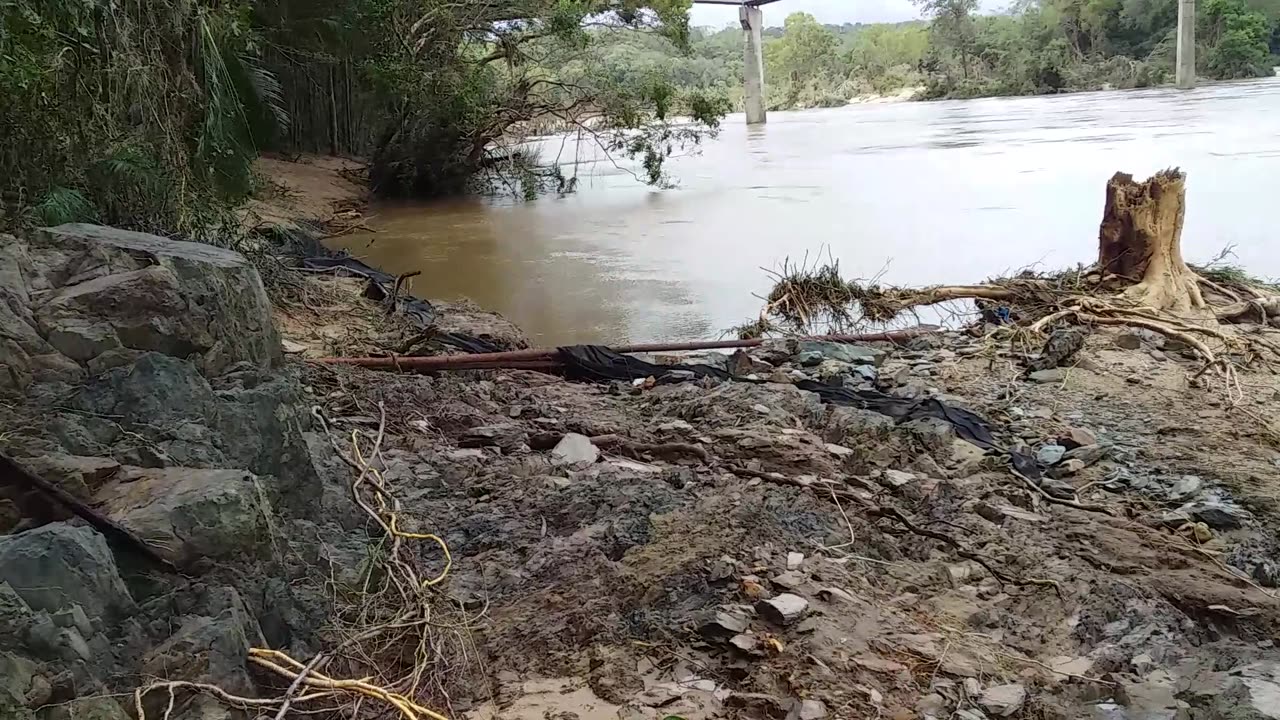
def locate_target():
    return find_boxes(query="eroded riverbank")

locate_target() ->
[4,221,1280,720]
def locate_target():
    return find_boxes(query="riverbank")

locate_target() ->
[4,219,1280,719]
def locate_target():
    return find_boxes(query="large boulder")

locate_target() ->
[94,466,271,568]
[0,523,135,620]
[19,224,279,375]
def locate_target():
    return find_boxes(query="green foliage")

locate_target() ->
[0,0,285,236]
[1202,0,1273,77]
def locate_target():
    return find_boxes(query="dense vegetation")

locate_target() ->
[0,0,724,236]
[2,0,1277,238]
[609,0,1279,107]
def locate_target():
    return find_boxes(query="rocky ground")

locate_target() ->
[2,224,1280,720]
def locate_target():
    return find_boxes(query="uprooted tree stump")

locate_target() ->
[1098,168,1207,316]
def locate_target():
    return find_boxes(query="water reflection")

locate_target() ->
[334,78,1280,345]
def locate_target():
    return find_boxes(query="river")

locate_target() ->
[334,78,1280,345]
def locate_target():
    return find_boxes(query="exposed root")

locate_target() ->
[135,404,468,719]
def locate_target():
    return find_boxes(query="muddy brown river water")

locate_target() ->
[333,78,1280,345]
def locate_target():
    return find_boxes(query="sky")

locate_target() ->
[689,0,924,28]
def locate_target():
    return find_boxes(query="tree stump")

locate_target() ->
[1098,169,1206,316]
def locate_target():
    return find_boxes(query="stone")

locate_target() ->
[797,699,828,720]
[882,469,916,487]
[1028,368,1068,383]
[824,443,854,459]
[1114,333,1143,350]
[756,593,809,625]
[1181,500,1252,529]
[1167,475,1203,501]
[1036,444,1066,465]
[28,353,86,383]
[814,360,854,381]
[796,341,885,366]
[854,656,908,673]
[753,404,772,415]
[916,693,948,719]
[730,633,762,654]
[786,552,805,569]
[31,225,281,371]
[0,651,37,720]
[1048,459,1086,478]
[21,453,120,501]
[141,588,264,705]
[793,351,824,367]
[551,433,599,467]
[979,684,1026,717]
[1063,426,1098,447]
[0,523,134,620]
[461,424,528,451]
[94,467,269,568]
[699,611,749,639]
[1063,444,1109,467]
[772,571,805,590]
[1131,653,1155,675]
[817,587,857,604]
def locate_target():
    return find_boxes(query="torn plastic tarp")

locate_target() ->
[556,344,730,383]
[553,345,1042,479]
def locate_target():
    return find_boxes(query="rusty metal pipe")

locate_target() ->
[313,327,938,370]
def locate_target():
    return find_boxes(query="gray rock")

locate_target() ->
[461,424,528,452]
[1183,500,1253,529]
[1063,444,1110,466]
[853,364,878,381]
[1037,444,1067,465]
[793,351,825,367]
[699,611,750,639]
[551,433,599,467]
[979,684,1027,717]
[1167,475,1203,501]
[1114,333,1143,350]
[140,587,264,706]
[21,453,120,501]
[94,466,270,568]
[756,593,809,625]
[0,651,37,720]
[796,341,885,366]
[33,224,280,371]
[916,693,948,719]
[883,469,917,487]
[815,359,853,380]
[0,523,134,620]
[797,699,828,720]
[1028,368,1068,383]
[1048,458,1087,478]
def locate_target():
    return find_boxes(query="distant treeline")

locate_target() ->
[605,0,1280,109]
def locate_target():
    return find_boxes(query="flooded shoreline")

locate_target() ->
[333,78,1280,345]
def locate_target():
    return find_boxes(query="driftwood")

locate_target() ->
[0,452,179,573]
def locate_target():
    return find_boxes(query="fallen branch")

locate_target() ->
[590,434,711,463]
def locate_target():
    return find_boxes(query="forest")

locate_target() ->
[1,0,1277,240]
[638,0,1280,108]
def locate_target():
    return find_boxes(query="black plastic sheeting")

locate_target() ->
[303,253,502,354]
[557,345,730,383]
[555,345,1042,480]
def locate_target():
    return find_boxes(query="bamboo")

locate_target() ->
[313,327,938,370]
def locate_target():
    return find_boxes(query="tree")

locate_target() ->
[1201,0,1272,78]
[917,0,980,79]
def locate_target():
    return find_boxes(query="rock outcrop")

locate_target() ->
[0,225,347,720]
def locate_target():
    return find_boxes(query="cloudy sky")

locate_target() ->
[689,0,925,27]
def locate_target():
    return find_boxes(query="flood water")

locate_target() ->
[334,78,1280,345]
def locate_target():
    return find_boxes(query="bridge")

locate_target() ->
[693,0,1197,126]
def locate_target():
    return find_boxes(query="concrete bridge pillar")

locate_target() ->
[740,5,767,125]
[1176,0,1196,88]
